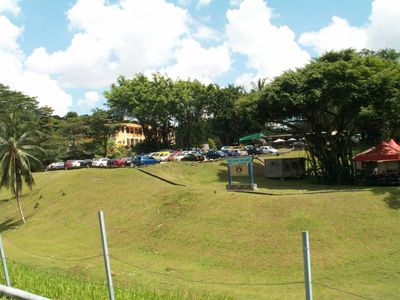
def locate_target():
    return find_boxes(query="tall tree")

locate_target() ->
[258,49,400,183]
[105,74,176,150]
[89,109,117,157]
[0,113,44,224]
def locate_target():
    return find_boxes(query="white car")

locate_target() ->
[259,146,279,154]
[92,158,109,167]
[174,151,190,161]
[47,162,64,170]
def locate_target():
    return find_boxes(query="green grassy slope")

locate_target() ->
[0,158,399,299]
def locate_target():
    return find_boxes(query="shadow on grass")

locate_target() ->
[0,217,22,233]
[371,187,400,209]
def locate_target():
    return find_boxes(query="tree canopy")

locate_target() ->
[257,49,400,183]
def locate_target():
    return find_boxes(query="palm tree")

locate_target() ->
[0,113,44,224]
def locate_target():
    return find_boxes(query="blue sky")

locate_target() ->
[0,0,398,116]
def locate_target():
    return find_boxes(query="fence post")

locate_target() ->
[0,235,11,287]
[302,231,313,300]
[98,211,115,300]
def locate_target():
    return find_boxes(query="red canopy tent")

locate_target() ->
[355,139,400,162]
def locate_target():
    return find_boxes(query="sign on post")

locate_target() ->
[226,156,257,191]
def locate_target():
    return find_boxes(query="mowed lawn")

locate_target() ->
[0,156,399,299]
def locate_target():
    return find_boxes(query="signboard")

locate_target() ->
[226,156,257,191]
[230,164,249,176]
[226,156,252,165]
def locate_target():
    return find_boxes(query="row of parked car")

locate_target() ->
[46,145,280,171]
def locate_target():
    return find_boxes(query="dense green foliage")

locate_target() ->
[256,49,400,183]
[105,74,260,150]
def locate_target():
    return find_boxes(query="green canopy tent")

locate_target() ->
[239,133,265,144]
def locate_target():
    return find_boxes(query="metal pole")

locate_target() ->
[98,211,115,300]
[302,231,313,300]
[0,235,10,286]
[249,162,254,186]
[228,165,232,186]
[0,284,51,300]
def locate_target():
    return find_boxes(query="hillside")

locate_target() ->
[0,159,399,299]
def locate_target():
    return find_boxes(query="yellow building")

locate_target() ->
[114,123,145,147]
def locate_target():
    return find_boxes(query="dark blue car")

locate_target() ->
[133,155,160,166]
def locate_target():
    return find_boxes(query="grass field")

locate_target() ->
[0,152,400,299]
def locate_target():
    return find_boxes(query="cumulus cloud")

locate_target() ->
[160,38,231,83]
[226,0,310,80]
[299,16,368,54]
[193,25,220,41]
[299,0,400,54]
[26,0,190,89]
[234,72,257,90]
[0,16,72,115]
[77,91,102,111]
[0,0,20,16]
[367,0,400,50]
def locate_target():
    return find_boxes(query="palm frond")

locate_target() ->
[18,149,43,168]
[20,144,46,155]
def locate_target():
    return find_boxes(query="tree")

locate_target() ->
[258,49,400,183]
[105,74,177,150]
[0,113,44,224]
[89,109,118,157]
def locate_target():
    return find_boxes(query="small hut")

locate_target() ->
[354,139,400,184]
[264,158,306,179]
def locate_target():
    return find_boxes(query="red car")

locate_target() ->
[110,158,128,167]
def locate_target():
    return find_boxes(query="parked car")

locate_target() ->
[92,158,110,167]
[152,152,170,162]
[206,150,226,160]
[181,153,205,161]
[47,161,65,170]
[244,145,262,155]
[259,145,279,154]
[220,146,232,151]
[64,160,81,170]
[109,157,128,167]
[231,146,247,156]
[173,151,190,161]
[133,155,160,166]
[221,149,236,157]
[290,141,305,149]
[79,159,92,167]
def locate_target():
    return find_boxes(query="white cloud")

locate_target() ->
[0,16,22,51]
[160,38,231,83]
[26,0,190,89]
[226,0,310,80]
[0,0,20,16]
[0,16,72,115]
[77,91,101,111]
[367,0,400,50]
[197,0,212,9]
[193,25,220,41]
[234,72,257,90]
[299,16,368,54]
[299,0,400,54]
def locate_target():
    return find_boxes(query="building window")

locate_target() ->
[125,127,129,133]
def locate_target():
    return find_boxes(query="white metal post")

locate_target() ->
[302,231,313,300]
[98,211,115,300]
[0,235,10,286]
